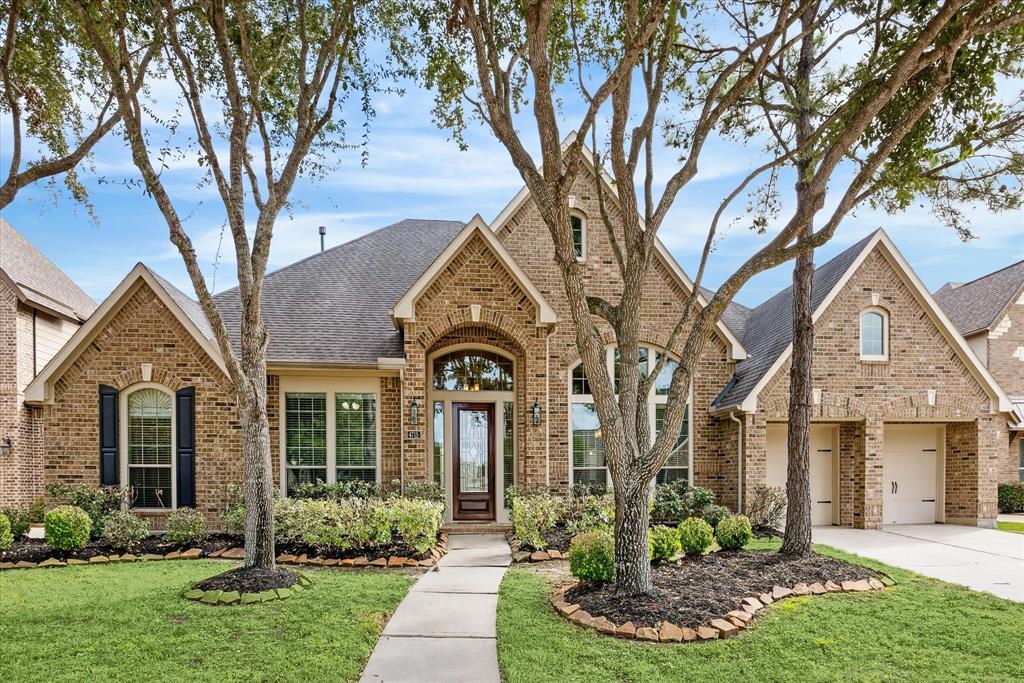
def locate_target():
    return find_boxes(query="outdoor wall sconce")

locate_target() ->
[409,399,420,425]
[532,400,542,426]
[0,436,12,458]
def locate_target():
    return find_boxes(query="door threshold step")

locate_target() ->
[442,522,513,534]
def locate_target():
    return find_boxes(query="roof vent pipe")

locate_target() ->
[318,225,327,252]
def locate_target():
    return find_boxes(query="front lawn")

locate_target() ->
[497,542,1024,682]
[997,521,1024,535]
[0,560,413,682]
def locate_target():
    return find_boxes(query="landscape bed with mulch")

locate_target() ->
[0,534,238,564]
[564,549,882,630]
[195,565,299,593]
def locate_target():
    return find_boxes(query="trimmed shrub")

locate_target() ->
[291,480,382,501]
[102,511,149,551]
[2,504,33,539]
[651,479,689,524]
[390,497,445,554]
[511,492,565,550]
[45,483,127,539]
[649,524,681,562]
[701,504,731,530]
[565,492,615,536]
[745,485,787,535]
[998,482,1024,513]
[678,517,714,557]
[0,514,13,550]
[165,507,207,544]
[715,514,753,550]
[569,528,615,583]
[44,505,92,550]
[401,481,446,508]
[684,486,716,516]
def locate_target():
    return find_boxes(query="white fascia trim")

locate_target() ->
[390,214,558,327]
[24,264,227,403]
[737,229,1012,414]
[488,133,747,361]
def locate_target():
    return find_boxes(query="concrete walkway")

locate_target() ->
[361,534,511,683]
[813,525,1024,602]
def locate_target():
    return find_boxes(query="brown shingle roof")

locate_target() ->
[0,219,97,321]
[933,260,1024,336]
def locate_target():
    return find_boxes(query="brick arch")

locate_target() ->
[415,307,532,353]
[111,365,187,392]
[879,392,986,420]
[761,393,869,420]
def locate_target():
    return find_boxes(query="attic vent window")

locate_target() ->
[570,214,586,261]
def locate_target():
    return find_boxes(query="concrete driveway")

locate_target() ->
[812,525,1024,602]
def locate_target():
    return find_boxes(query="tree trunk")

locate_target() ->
[239,338,276,570]
[614,483,652,595]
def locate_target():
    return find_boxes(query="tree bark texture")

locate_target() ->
[614,484,652,595]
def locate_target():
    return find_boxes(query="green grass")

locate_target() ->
[997,521,1024,535]
[0,560,413,682]
[497,542,1024,683]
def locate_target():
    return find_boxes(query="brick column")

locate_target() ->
[854,417,883,529]
[838,421,864,527]
[741,414,765,513]
[945,418,1000,527]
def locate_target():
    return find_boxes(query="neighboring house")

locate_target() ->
[21,147,1016,530]
[1,219,97,506]
[934,261,1024,485]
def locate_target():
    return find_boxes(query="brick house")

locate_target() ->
[934,261,1024,486]
[1,219,96,505]
[17,154,1017,529]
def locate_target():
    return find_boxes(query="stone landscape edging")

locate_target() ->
[506,531,566,563]
[0,532,449,573]
[183,572,316,606]
[550,575,893,642]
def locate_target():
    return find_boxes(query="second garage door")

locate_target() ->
[766,424,835,526]
[883,424,940,525]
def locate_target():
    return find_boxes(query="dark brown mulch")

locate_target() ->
[194,566,298,593]
[273,540,429,562]
[0,533,238,564]
[564,549,880,630]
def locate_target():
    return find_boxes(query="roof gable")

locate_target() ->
[933,259,1024,336]
[24,264,227,403]
[391,215,558,326]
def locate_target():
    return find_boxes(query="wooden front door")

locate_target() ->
[452,402,495,520]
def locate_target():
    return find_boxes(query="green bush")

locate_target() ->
[291,480,382,501]
[390,497,445,554]
[1,504,33,538]
[678,516,714,557]
[401,481,446,508]
[0,514,13,550]
[569,528,615,583]
[648,524,681,562]
[715,514,753,550]
[650,479,689,524]
[998,482,1024,513]
[44,505,92,550]
[221,483,246,534]
[165,507,207,544]
[45,483,127,539]
[684,486,716,515]
[701,504,731,530]
[511,492,565,550]
[565,492,614,535]
[101,511,149,551]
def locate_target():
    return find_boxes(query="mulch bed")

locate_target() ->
[564,549,880,630]
[0,534,238,564]
[274,540,429,562]
[195,566,298,593]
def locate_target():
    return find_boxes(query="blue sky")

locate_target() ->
[1,77,1021,311]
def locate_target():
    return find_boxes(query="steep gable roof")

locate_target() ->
[933,259,1024,336]
[0,218,96,321]
[214,218,466,366]
[713,230,1012,414]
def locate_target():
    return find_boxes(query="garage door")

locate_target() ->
[883,425,939,525]
[766,424,835,526]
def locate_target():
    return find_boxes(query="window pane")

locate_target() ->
[614,347,648,393]
[287,467,326,495]
[655,354,678,396]
[572,403,606,484]
[432,350,514,392]
[458,409,489,493]
[571,363,591,395]
[433,402,444,485]
[571,215,584,259]
[503,402,514,490]
[655,403,689,484]
[336,393,376,485]
[127,389,172,466]
[861,312,884,356]
[129,466,171,509]
[285,393,326,468]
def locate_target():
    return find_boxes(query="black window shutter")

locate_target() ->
[98,385,119,486]
[176,387,196,507]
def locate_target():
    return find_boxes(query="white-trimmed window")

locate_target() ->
[860,308,888,360]
[1018,440,1023,482]
[285,393,327,493]
[570,213,586,261]
[124,386,174,509]
[569,346,692,487]
[335,393,377,482]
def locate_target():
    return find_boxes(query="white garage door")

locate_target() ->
[766,424,835,526]
[883,425,939,525]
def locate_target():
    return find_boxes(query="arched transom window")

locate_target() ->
[432,349,514,392]
[569,346,691,488]
[126,387,173,509]
[860,308,888,360]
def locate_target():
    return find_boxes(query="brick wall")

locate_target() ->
[984,287,1024,484]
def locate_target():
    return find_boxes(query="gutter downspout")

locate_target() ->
[399,368,405,494]
[545,330,551,488]
[729,411,743,513]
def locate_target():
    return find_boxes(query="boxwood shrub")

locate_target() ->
[0,513,13,550]
[998,482,1024,513]
[510,492,565,550]
[44,505,92,550]
[678,516,714,556]
[649,524,681,562]
[715,514,753,550]
[569,528,615,583]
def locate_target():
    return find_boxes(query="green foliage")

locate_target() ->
[45,483,126,539]
[677,517,713,557]
[565,492,614,536]
[511,492,566,550]
[998,482,1024,513]
[714,514,753,551]
[165,507,207,544]
[1,504,33,538]
[221,484,246,534]
[28,497,45,524]
[648,525,681,562]
[0,514,13,550]
[700,504,731,530]
[101,511,149,551]
[568,528,615,583]
[44,505,92,550]
[292,480,382,501]
[389,497,445,554]
[650,479,689,524]
[685,487,716,516]
[400,481,446,508]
